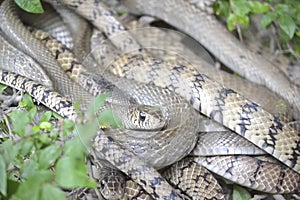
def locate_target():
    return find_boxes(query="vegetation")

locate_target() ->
[0,90,117,199]
[214,0,300,57]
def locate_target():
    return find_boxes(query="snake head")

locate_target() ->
[124,104,166,131]
[99,170,125,200]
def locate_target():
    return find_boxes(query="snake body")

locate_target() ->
[195,155,300,194]
[0,0,300,199]
[28,27,200,169]
[123,0,300,120]
[107,51,300,172]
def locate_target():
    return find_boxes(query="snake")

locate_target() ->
[0,0,300,199]
[0,1,188,199]
[123,0,300,121]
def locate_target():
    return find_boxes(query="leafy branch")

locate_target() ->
[214,0,300,56]
[0,89,118,199]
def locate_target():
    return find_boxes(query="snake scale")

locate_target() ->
[0,0,300,199]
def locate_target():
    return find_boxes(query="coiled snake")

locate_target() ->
[0,0,300,199]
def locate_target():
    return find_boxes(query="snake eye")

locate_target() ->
[99,180,105,188]
[139,112,146,121]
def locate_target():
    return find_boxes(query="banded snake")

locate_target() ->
[0,0,300,199]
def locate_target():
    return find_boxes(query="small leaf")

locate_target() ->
[49,130,58,139]
[227,13,237,31]
[55,156,96,188]
[275,4,290,14]
[6,180,20,199]
[38,145,62,169]
[296,31,300,37]
[10,170,53,200]
[17,139,33,157]
[237,15,250,27]
[38,133,51,145]
[231,0,251,16]
[21,159,38,180]
[86,93,111,117]
[40,111,52,122]
[74,100,83,119]
[71,121,98,154]
[260,12,277,29]
[63,119,75,130]
[0,140,17,166]
[41,183,66,200]
[0,155,7,196]
[97,109,121,129]
[39,121,52,131]
[14,0,44,14]
[28,106,37,121]
[52,112,62,120]
[118,9,127,16]
[8,110,31,136]
[61,119,75,138]
[0,84,7,93]
[213,1,230,17]
[233,185,251,200]
[248,1,269,14]
[63,138,86,159]
[19,94,34,109]
[31,125,40,133]
[278,15,296,39]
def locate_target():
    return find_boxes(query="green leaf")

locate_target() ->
[231,0,251,17]
[76,119,100,148]
[248,1,269,14]
[97,109,121,129]
[31,125,40,134]
[64,138,86,159]
[60,119,75,138]
[40,111,52,123]
[278,15,296,39]
[41,183,66,200]
[118,9,127,16]
[17,139,33,157]
[74,100,83,119]
[55,156,96,188]
[0,140,17,167]
[0,155,7,196]
[213,1,230,17]
[52,112,62,120]
[38,133,51,145]
[6,180,20,199]
[227,13,237,31]
[38,145,62,169]
[19,94,35,109]
[39,121,52,131]
[14,0,44,14]
[296,31,300,37]
[236,15,250,27]
[260,12,277,29]
[8,110,31,136]
[21,159,38,180]
[63,119,75,130]
[275,4,290,15]
[233,185,251,200]
[86,93,111,117]
[10,170,53,200]
[0,84,7,93]
[28,106,37,121]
